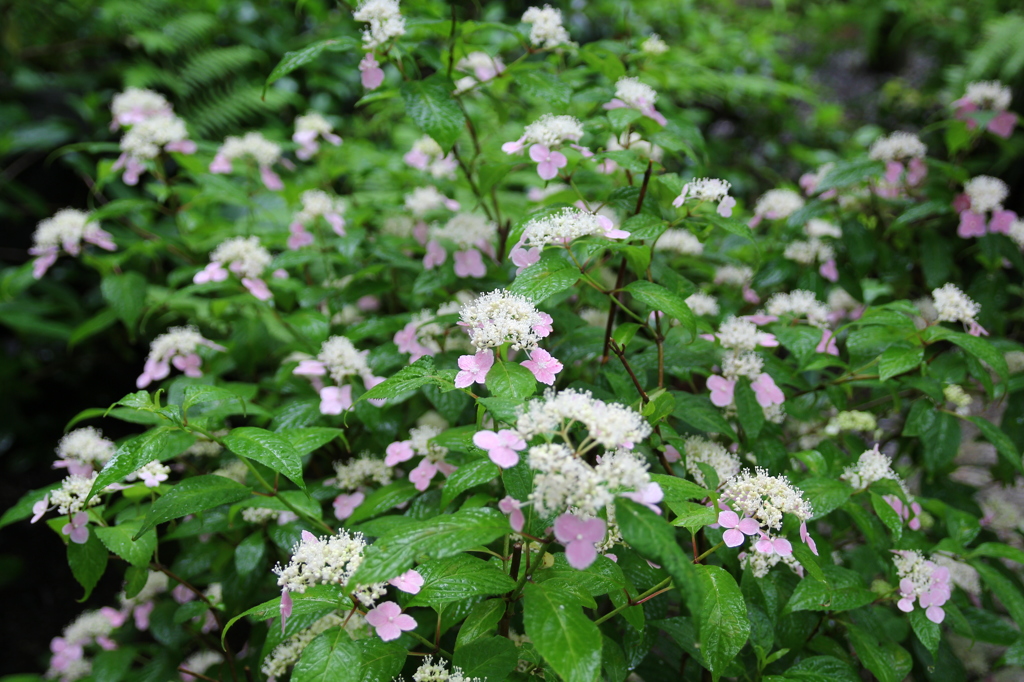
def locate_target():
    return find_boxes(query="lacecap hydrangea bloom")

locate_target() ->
[30,209,116,279]
[509,207,629,271]
[749,188,805,227]
[603,76,667,126]
[521,5,572,49]
[193,235,276,300]
[683,435,740,488]
[293,335,386,414]
[288,190,347,249]
[931,283,986,336]
[136,326,226,388]
[292,112,342,160]
[209,131,287,190]
[503,114,589,180]
[893,550,952,623]
[953,80,1018,138]
[426,212,497,278]
[112,112,196,185]
[715,467,816,557]
[955,175,1016,239]
[868,131,927,195]
[53,427,115,476]
[672,177,736,217]
[404,136,457,178]
[109,87,172,129]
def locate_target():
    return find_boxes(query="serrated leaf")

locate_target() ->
[846,624,912,682]
[523,582,603,682]
[292,627,358,682]
[509,254,580,303]
[408,555,515,607]
[101,272,147,332]
[485,360,537,400]
[786,566,875,613]
[516,69,572,108]
[359,356,450,403]
[68,532,108,601]
[137,475,252,537]
[651,474,711,503]
[280,427,344,457]
[698,565,749,679]
[224,427,306,489]
[456,599,506,647]
[453,636,519,681]
[89,427,178,501]
[441,459,500,508]
[796,478,852,520]
[94,519,157,567]
[908,608,941,654]
[401,75,465,151]
[346,480,419,525]
[624,280,695,338]
[265,38,358,90]
[181,385,245,416]
[878,346,923,382]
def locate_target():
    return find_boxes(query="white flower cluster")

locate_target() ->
[721,468,813,531]
[294,112,337,138]
[714,265,753,287]
[784,238,835,265]
[804,218,842,239]
[522,5,572,48]
[1009,218,1024,249]
[330,455,393,491]
[56,428,115,469]
[214,132,282,167]
[261,612,366,679]
[459,289,550,351]
[963,175,1009,213]
[318,336,374,384]
[521,114,584,148]
[296,190,345,225]
[606,131,663,161]
[721,350,764,380]
[741,548,804,579]
[824,410,877,435]
[120,571,168,607]
[118,114,191,161]
[685,292,720,316]
[962,81,1012,110]
[51,473,102,515]
[146,326,224,367]
[716,317,771,351]
[943,384,973,416]
[678,177,731,204]
[931,283,981,327]
[516,388,652,450]
[614,77,658,108]
[519,208,609,247]
[656,229,704,255]
[933,554,981,596]
[828,288,860,314]
[32,209,112,254]
[352,0,405,49]
[212,460,249,484]
[111,88,172,127]
[764,290,831,328]
[398,655,483,682]
[406,136,457,178]
[273,529,384,600]
[180,651,224,680]
[641,34,668,55]
[893,550,945,599]
[840,445,907,492]
[528,444,651,516]
[125,460,171,486]
[240,507,297,524]
[405,187,453,216]
[210,236,272,279]
[683,436,740,488]
[61,610,117,648]
[752,189,804,221]
[868,131,927,161]
[409,424,448,462]
[432,213,497,249]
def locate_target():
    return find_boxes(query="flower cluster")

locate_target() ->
[516,388,652,450]
[353,0,405,49]
[762,290,831,328]
[522,5,572,49]
[30,209,116,279]
[385,422,454,491]
[395,655,484,682]
[672,178,736,217]
[715,468,814,556]
[289,189,347,249]
[503,114,588,180]
[868,131,927,195]
[509,207,628,271]
[54,427,115,476]
[749,188,804,227]
[194,235,276,300]
[404,136,457,178]
[292,112,342,160]
[955,175,1016,239]
[893,550,952,623]
[111,88,196,186]
[824,410,877,436]
[931,283,985,336]
[454,51,505,93]
[210,131,286,190]
[604,77,667,125]
[943,384,973,416]
[656,229,704,256]
[294,336,384,414]
[953,80,1017,138]
[136,326,226,388]
[329,454,393,492]
[426,213,497,278]
[682,436,740,488]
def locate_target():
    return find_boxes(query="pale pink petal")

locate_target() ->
[565,540,598,569]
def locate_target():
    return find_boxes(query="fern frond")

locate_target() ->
[964,15,1024,82]
[185,84,295,138]
[180,46,265,92]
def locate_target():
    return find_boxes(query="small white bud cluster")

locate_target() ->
[520,114,584,148]
[56,428,115,469]
[519,208,609,248]
[516,388,652,450]
[963,175,1009,213]
[613,77,658,108]
[110,88,172,127]
[962,81,1012,110]
[716,317,772,351]
[214,132,282,167]
[784,238,835,266]
[824,410,878,435]
[721,467,813,531]
[408,424,448,463]
[118,115,191,162]
[318,336,374,385]
[868,131,927,162]
[656,229,704,255]
[180,651,224,680]
[210,236,273,279]
[678,177,731,204]
[125,460,171,487]
[405,187,454,216]
[146,326,225,367]
[330,455,393,492]
[943,384,973,416]
[752,189,804,221]
[32,209,113,254]
[1009,218,1024,249]
[528,444,652,516]
[763,290,831,328]
[120,571,168,607]
[432,213,497,249]
[741,548,804,578]
[804,218,842,239]
[683,436,740,488]
[641,34,669,55]
[606,131,663,162]
[713,265,753,287]
[459,289,551,351]
[51,474,102,515]
[296,190,345,225]
[273,529,382,598]
[212,460,249,485]
[721,350,764,380]
[241,507,298,524]
[294,112,336,137]
[398,655,484,682]
[685,292,720,316]
[352,0,406,49]
[522,5,572,49]
[841,445,908,493]
[931,283,981,327]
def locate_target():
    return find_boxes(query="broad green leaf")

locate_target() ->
[235,531,267,574]
[453,636,519,681]
[786,566,875,613]
[924,327,1009,382]
[523,582,603,682]
[967,416,1023,473]
[280,427,345,457]
[224,427,306,489]
[265,38,359,90]
[781,655,859,682]
[624,280,695,338]
[908,608,940,654]
[878,346,923,382]
[441,459,500,508]
[89,426,179,500]
[182,385,245,416]
[601,636,629,682]
[408,555,515,607]
[671,392,738,440]
[222,585,345,646]
[485,361,537,400]
[101,272,147,332]
[355,640,407,682]
[456,598,506,647]
[0,483,61,530]
[846,624,912,682]
[346,480,418,525]
[667,500,718,532]
[68,532,108,601]
[292,627,358,682]
[813,158,884,194]
[698,565,749,679]
[359,356,451,402]
[734,379,765,440]
[137,475,252,537]
[869,491,903,540]
[970,542,1024,565]
[94,519,157,567]
[651,474,711,504]
[400,75,465,151]
[91,646,136,682]
[351,508,509,585]
[972,561,1024,626]
[509,254,580,303]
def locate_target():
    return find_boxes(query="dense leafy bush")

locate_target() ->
[3,1,1024,681]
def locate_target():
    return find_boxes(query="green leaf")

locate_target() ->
[137,475,252,537]
[346,480,419,525]
[908,608,941,654]
[359,356,450,403]
[972,561,1024,626]
[846,623,912,682]
[671,392,738,440]
[222,584,345,646]
[705,214,757,244]
[796,478,852,520]
[456,598,506,647]
[486,361,537,400]
[698,565,750,679]
[441,459,500,508]
[813,158,885,194]
[0,483,61,530]
[101,272,147,332]
[94,519,157,567]
[68,532,108,601]
[781,655,859,682]
[182,385,245,416]
[401,75,466,151]
[624,280,695,338]
[869,491,903,540]
[355,640,407,682]
[89,426,178,500]
[292,627,358,682]
[235,531,267,574]
[970,542,1024,565]
[734,379,765,439]
[967,416,1023,473]
[651,474,711,503]
[516,68,572,108]
[925,327,1009,381]
[523,582,603,682]
[878,346,923,382]
[601,636,629,682]
[786,567,875,613]
[351,508,509,585]
[667,500,718,532]
[92,646,136,682]
[408,555,515,607]
[265,38,358,90]
[509,253,580,303]
[280,427,345,457]
[453,636,519,681]
[224,427,306,489]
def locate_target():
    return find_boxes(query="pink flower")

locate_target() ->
[521,348,563,385]
[751,373,785,408]
[498,496,525,532]
[423,240,447,269]
[885,495,923,531]
[554,513,607,570]
[717,510,760,547]
[242,278,272,301]
[385,440,415,466]
[533,312,554,337]
[990,209,1016,235]
[473,429,526,468]
[133,601,155,631]
[510,245,541,274]
[62,512,90,544]
[754,534,793,556]
[137,357,170,389]
[958,211,987,238]
[194,261,229,284]
[31,495,50,523]
[280,589,293,632]
[453,249,487,278]
[288,222,315,250]
[359,53,386,90]
[365,601,417,642]
[410,459,438,491]
[101,606,127,628]
[742,284,761,305]
[333,492,365,520]
[596,214,630,240]
[259,166,284,191]
[31,248,59,279]
[209,155,232,174]
[172,353,203,378]
[664,445,680,463]
[967,320,989,337]
[819,259,839,282]
[501,138,525,154]
[907,157,927,186]
[294,359,327,376]
[388,569,424,594]
[529,144,567,181]
[707,375,735,407]
[816,329,839,356]
[405,148,430,170]
[620,482,664,514]
[454,351,493,388]
[319,385,353,415]
[138,465,168,488]
[799,521,818,555]
[988,111,1017,138]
